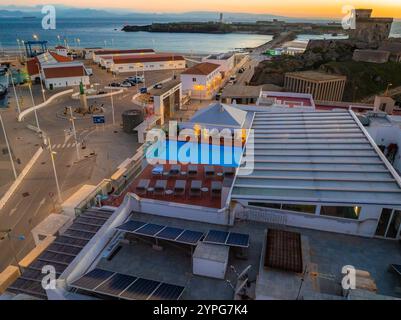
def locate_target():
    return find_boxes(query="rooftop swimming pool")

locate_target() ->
[145,140,243,167]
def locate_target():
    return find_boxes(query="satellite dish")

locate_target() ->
[237,265,252,280]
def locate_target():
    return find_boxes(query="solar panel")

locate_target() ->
[120,278,160,300]
[226,232,250,248]
[148,283,185,300]
[117,220,146,232]
[71,268,114,290]
[176,230,204,245]
[95,273,137,297]
[135,223,165,236]
[204,230,229,244]
[156,227,184,240]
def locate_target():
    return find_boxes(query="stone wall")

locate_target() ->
[353,49,390,63]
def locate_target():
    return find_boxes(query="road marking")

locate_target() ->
[33,198,46,217]
[52,144,56,149]
[62,143,66,148]
[56,144,61,148]
[8,197,24,216]
[67,143,71,148]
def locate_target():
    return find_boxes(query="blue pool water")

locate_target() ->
[146,140,243,167]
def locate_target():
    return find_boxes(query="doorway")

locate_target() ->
[375,208,401,239]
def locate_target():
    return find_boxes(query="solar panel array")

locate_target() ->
[203,230,250,248]
[70,268,185,300]
[6,208,114,299]
[116,220,204,245]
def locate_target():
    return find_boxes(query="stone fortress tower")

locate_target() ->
[348,9,393,45]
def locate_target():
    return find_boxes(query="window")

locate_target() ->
[281,204,316,214]
[192,78,197,82]
[249,202,281,209]
[320,206,361,220]
[248,202,316,214]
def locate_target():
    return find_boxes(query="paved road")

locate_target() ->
[0,64,172,272]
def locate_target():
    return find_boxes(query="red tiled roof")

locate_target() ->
[43,65,87,79]
[26,57,40,76]
[94,49,155,55]
[49,51,73,62]
[113,54,185,65]
[181,62,220,75]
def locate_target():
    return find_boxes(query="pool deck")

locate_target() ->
[103,163,233,209]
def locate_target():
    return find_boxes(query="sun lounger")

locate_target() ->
[136,179,150,196]
[211,181,222,198]
[188,165,198,176]
[190,180,202,197]
[154,180,167,196]
[205,166,215,178]
[169,164,181,176]
[174,180,186,196]
[152,165,164,176]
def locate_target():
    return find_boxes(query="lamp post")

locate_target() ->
[46,137,62,203]
[37,63,46,102]
[33,34,38,41]
[57,35,61,45]
[109,88,115,125]
[0,113,17,180]
[9,70,21,115]
[69,107,80,160]
[28,83,41,131]
[385,83,393,96]
[16,39,22,60]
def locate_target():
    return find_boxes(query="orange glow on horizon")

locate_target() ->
[3,0,401,19]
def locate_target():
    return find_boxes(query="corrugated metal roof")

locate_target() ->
[232,109,401,206]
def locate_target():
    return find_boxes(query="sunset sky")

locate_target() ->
[3,0,401,18]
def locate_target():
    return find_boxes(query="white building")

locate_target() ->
[110,54,186,74]
[41,62,90,89]
[202,52,235,75]
[26,51,73,81]
[180,62,222,100]
[92,49,155,64]
[231,107,401,239]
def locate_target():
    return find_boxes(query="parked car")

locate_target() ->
[109,82,120,87]
[238,68,245,74]
[153,83,163,89]
[126,80,137,86]
[120,81,132,87]
[230,75,237,81]
[127,76,144,83]
[140,87,148,94]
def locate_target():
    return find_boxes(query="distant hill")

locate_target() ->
[0,6,338,23]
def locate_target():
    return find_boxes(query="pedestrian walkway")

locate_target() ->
[51,142,80,150]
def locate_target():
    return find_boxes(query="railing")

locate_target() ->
[236,206,288,226]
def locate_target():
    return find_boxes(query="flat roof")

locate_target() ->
[181,62,220,76]
[94,49,155,55]
[232,109,401,206]
[285,71,346,82]
[113,54,185,64]
[221,85,262,99]
[149,79,181,96]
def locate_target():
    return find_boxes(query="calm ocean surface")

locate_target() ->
[0,17,273,54]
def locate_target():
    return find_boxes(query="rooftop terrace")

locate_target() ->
[70,212,401,300]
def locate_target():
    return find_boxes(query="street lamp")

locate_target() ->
[33,34,38,41]
[68,106,80,160]
[46,137,62,203]
[28,82,41,131]
[109,88,116,126]
[36,63,46,102]
[8,70,21,115]
[0,113,18,180]
[385,83,393,96]
[57,35,61,45]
